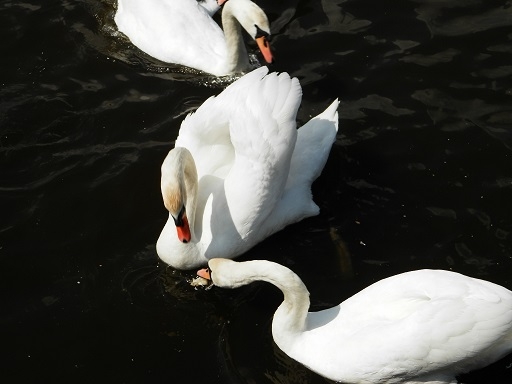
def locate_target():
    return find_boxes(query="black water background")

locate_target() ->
[1,0,512,383]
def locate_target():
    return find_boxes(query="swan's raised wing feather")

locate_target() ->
[287,100,339,189]
[177,95,234,179]
[176,68,274,179]
[223,68,302,237]
[265,99,339,230]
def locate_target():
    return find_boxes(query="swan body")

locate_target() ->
[199,259,512,384]
[197,0,222,16]
[156,67,339,269]
[114,0,273,76]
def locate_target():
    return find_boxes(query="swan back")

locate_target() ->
[289,269,512,383]
[115,0,227,74]
[115,0,271,76]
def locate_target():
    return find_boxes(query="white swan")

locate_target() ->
[156,67,339,269]
[114,0,273,76]
[198,259,512,384]
[197,0,222,16]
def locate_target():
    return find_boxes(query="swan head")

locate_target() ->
[161,147,198,244]
[254,26,272,64]
[197,258,250,288]
[224,0,273,64]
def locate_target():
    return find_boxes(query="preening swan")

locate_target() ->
[114,0,273,76]
[198,259,512,384]
[156,67,339,269]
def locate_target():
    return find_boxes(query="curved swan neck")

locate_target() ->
[270,264,310,344]
[211,259,310,334]
[221,1,250,73]
[161,147,198,235]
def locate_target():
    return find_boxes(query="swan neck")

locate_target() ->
[162,147,198,238]
[222,2,249,73]
[273,275,310,336]
[181,153,198,238]
[237,261,310,334]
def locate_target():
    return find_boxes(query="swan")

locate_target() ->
[114,0,273,76]
[198,259,512,384]
[156,67,339,270]
[197,0,222,16]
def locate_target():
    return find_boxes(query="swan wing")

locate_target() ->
[223,68,302,237]
[176,94,234,180]
[287,100,339,189]
[298,270,512,382]
[177,67,301,178]
[115,0,226,72]
[175,69,275,179]
[269,99,339,227]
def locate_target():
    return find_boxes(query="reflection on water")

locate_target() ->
[414,1,512,37]
[1,0,512,382]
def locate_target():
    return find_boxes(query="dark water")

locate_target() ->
[1,0,512,382]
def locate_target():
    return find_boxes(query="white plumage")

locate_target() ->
[156,67,339,269]
[200,258,512,384]
[114,0,273,76]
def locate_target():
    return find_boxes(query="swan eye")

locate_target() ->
[254,25,270,41]
[173,205,186,227]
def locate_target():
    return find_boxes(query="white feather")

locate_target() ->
[206,259,512,384]
[156,68,339,269]
[115,0,272,76]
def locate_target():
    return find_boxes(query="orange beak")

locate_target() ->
[255,36,273,64]
[176,212,191,243]
[197,268,211,280]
